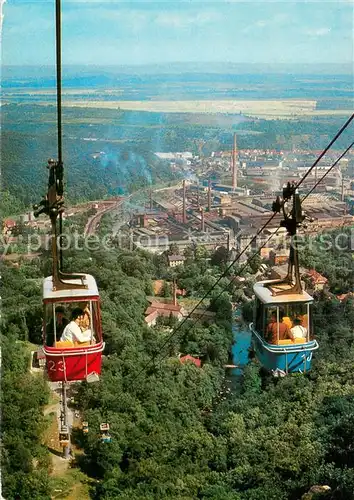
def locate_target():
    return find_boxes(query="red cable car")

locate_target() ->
[34,158,105,383]
[42,273,105,382]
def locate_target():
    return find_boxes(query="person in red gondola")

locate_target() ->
[60,308,93,345]
[79,303,91,331]
[46,306,69,346]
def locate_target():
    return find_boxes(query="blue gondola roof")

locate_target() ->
[254,280,313,305]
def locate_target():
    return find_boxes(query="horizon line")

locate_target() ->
[3,62,353,67]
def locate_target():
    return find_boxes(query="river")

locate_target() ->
[230,311,252,377]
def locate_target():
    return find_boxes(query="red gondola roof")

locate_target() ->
[43,274,99,300]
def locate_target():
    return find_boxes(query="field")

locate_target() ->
[43,98,351,119]
[2,68,353,208]
[3,68,352,120]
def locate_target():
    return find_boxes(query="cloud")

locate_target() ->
[305,27,331,36]
[241,13,289,33]
[1,0,6,35]
[155,10,219,29]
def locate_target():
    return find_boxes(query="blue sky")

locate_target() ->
[2,1,353,66]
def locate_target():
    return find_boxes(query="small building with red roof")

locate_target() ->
[2,219,17,235]
[144,282,187,326]
[179,354,201,367]
[305,269,328,291]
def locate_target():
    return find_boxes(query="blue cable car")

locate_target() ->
[250,280,319,374]
[250,183,319,375]
[100,423,112,443]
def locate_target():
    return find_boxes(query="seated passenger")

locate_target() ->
[282,315,292,329]
[301,314,309,330]
[60,308,94,345]
[79,303,91,331]
[291,317,307,339]
[46,306,69,346]
[267,311,294,344]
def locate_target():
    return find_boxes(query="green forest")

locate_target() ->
[0,132,178,213]
[1,226,354,499]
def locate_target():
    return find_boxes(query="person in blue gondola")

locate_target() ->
[291,317,307,339]
[267,310,294,344]
[60,308,93,345]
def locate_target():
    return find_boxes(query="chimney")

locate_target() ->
[182,179,187,224]
[200,207,205,232]
[232,133,237,190]
[149,188,153,210]
[207,179,211,211]
[172,280,177,306]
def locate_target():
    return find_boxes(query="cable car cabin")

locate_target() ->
[100,423,111,443]
[250,280,319,374]
[59,426,70,447]
[42,274,105,382]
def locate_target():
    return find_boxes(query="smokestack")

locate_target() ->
[182,179,187,224]
[172,280,177,306]
[232,133,237,190]
[207,179,211,212]
[200,208,205,232]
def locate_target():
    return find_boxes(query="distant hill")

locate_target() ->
[3,62,353,80]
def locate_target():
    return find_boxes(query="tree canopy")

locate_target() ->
[1,225,354,499]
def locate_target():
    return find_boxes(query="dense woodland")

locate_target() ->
[0,133,177,214]
[1,226,354,499]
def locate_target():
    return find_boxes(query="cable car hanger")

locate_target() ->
[33,159,87,291]
[33,0,86,291]
[268,182,313,296]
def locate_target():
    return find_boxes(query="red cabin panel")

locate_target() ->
[42,274,104,382]
[44,342,104,382]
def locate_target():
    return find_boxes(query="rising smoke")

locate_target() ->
[99,148,152,196]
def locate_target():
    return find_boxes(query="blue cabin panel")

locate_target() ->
[251,327,318,374]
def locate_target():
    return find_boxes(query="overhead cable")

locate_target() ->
[131,123,353,386]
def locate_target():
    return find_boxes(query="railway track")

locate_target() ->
[84,198,125,237]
